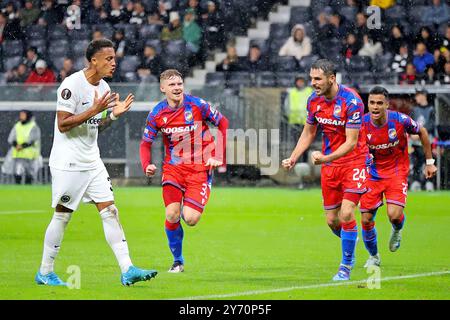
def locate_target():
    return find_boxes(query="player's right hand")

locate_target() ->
[281,158,295,170]
[145,164,157,177]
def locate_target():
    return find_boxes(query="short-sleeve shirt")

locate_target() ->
[362,110,421,180]
[306,84,368,166]
[49,70,110,171]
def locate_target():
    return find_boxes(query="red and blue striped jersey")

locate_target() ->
[306,84,368,166]
[142,94,224,171]
[362,110,421,180]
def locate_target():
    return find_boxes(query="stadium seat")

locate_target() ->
[298,54,319,73]
[346,56,371,73]
[256,72,276,87]
[268,37,288,57]
[272,56,299,72]
[347,72,375,85]
[144,39,162,54]
[47,25,68,41]
[249,39,269,56]
[374,72,397,85]
[139,24,162,40]
[48,40,70,58]
[269,23,290,39]
[205,72,226,86]
[227,71,253,89]
[119,55,140,74]
[50,56,66,71]
[3,56,22,71]
[276,72,302,87]
[289,6,311,25]
[407,6,427,24]
[338,6,357,22]
[68,24,91,40]
[71,40,90,58]
[385,5,407,22]
[163,40,187,58]
[26,39,47,57]
[73,56,87,70]
[114,23,138,40]
[2,40,24,58]
[372,53,393,73]
[25,25,46,40]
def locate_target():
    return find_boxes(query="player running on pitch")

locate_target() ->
[140,69,228,273]
[282,59,369,281]
[36,39,157,286]
[359,86,437,268]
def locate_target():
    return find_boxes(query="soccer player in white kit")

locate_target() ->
[35,39,157,286]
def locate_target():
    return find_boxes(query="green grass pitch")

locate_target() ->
[0,185,449,300]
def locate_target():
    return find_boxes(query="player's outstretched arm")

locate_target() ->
[57,90,115,133]
[311,127,358,165]
[417,126,437,179]
[282,123,317,170]
[98,93,134,133]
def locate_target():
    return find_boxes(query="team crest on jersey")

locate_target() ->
[61,195,71,203]
[184,111,193,122]
[333,105,342,117]
[367,134,372,140]
[388,128,397,139]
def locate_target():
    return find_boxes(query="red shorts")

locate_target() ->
[321,163,368,210]
[360,176,408,212]
[161,165,212,213]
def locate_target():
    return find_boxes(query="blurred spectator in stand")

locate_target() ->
[22,47,41,72]
[315,10,332,42]
[185,0,203,19]
[137,44,162,81]
[342,32,361,61]
[25,59,56,84]
[161,11,183,41]
[421,66,440,85]
[183,8,202,57]
[7,63,29,83]
[439,61,450,84]
[123,0,134,21]
[353,11,368,44]
[202,1,224,51]
[0,11,22,42]
[241,44,267,72]
[415,26,440,53]
[386,24,409,55]
[112,29,127,59]
[108,0,127,24]
[157,0,172,24]
[278,24,312,61]
[56,58,75,82]
[422,0,449,28]
[435,47,450,74]
[216,45,241,72]
[129,1,147,25]
[399,63,417,85]
[328,12,349,41]
[358,34,383,60]
[438,24,450,52]
[413,42,435,75]
[148,11,164,25]
[391,43,410,73]
[410,89,436,191]
[283,75,313,163]
[19,0,41,28]
[86,0,109,25]
[38,0,63,26]
[91,29,104,41]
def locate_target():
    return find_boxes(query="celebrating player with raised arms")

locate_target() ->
[140,69,228,273]
[282,59,369,281]
[36,39,157,287]
[359,86,437,268]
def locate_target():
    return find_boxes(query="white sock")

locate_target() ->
[40,211,72,275]
[100,205,133,273]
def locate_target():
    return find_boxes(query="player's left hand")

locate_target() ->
[311,151,326,165]
[424,164,437,179]
[205,158,223,173]
[110,93,134,118]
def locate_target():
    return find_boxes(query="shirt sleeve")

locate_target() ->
[306,96,316,125]
[199,99,223,126]
[345,95,364,129]
[56,80,77,114]
[142,109,159,142]
[400,113,421,134]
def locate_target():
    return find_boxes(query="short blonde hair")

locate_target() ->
[160,69,183,82]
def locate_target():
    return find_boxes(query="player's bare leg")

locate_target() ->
[386,203,405,252]
[96,201,157,285]
[325,208,342,238]
[36,204,73,286]
[361,211,380,267]
[165,202,185,272]
[182,206,202,226]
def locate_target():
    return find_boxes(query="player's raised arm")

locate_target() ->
[282,122,317,170]
[98,92,134,133]
[57,90,114,133]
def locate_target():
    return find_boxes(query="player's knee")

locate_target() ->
[182,210,201,226]
[166,208,181,223]
[361,214,374,226]
[54,211,72,223]
[100,204,119,219]
[326,216,339,228]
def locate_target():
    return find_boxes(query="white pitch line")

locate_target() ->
[0,210,47,215]
[168,270,450,300]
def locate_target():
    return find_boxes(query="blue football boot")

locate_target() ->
[121,266,158,286]
[35,271,67,286]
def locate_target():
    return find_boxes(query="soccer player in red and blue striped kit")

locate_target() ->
[282,59,369,280]
[139,69,228,273]
[359,86,437,268]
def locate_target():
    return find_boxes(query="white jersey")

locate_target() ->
[49,70,110,171]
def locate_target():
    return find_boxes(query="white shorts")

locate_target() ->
[51,164,114,211]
